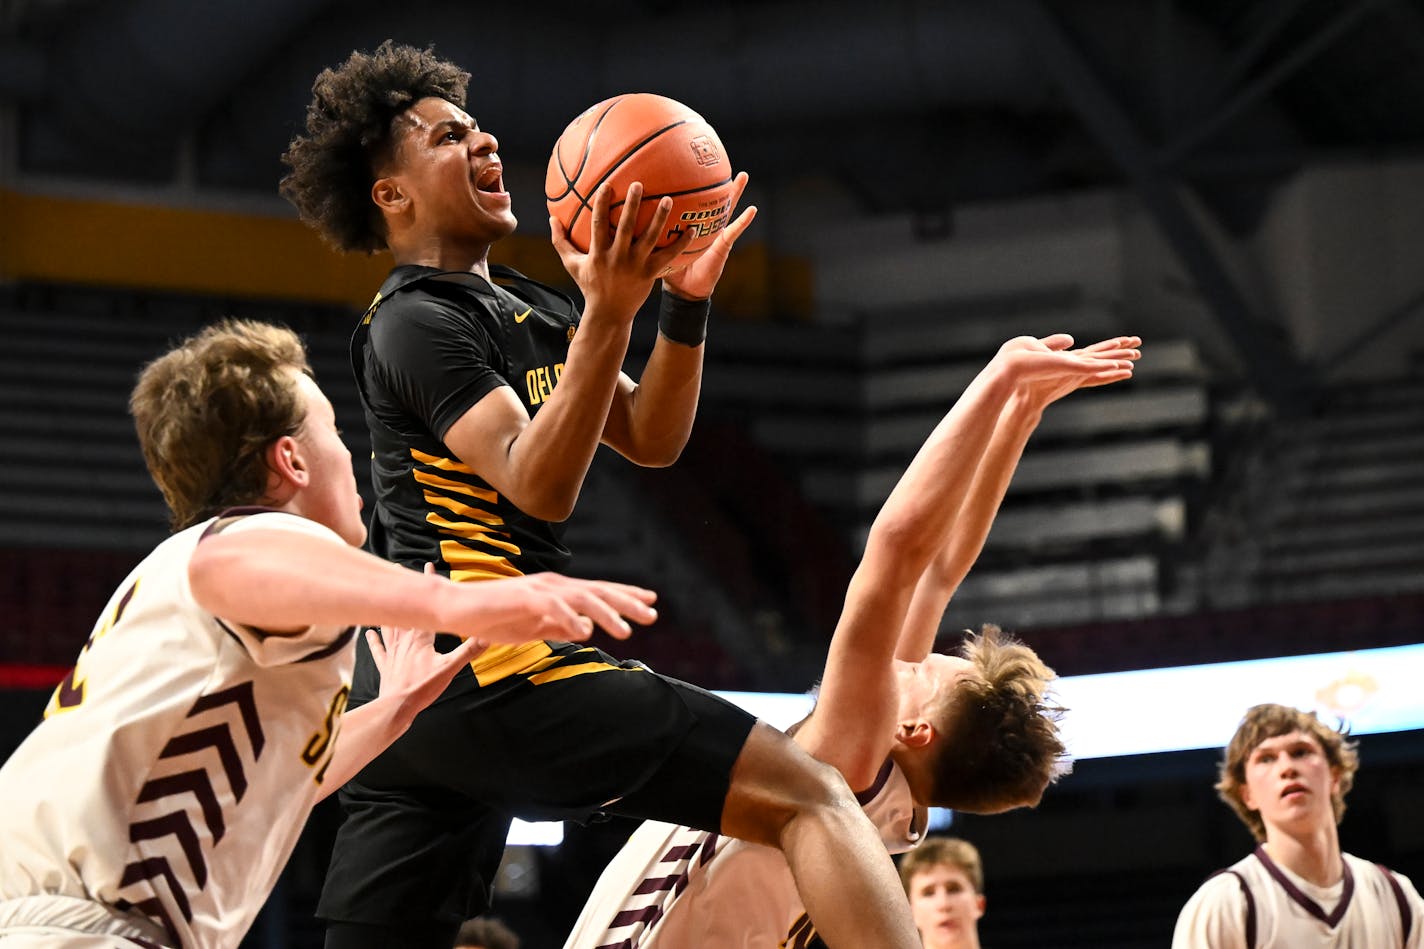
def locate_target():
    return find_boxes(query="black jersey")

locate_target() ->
[350,263,581,692]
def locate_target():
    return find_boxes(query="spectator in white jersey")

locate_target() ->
[0,320,656,949]
[899,838,987,949]
[562,332,1141,948]
[1172,703,1423,948]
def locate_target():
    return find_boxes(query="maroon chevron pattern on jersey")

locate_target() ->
[781,912,818,949]
[118,680,264,940]
[597,833,721,949]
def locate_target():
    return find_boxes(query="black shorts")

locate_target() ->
[316,646,756,928]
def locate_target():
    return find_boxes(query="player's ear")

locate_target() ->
[895,718,935,749]
[973,893,986,919]
[265,435,309,493]
[371,176,408,215]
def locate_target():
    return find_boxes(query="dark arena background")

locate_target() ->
[3,2,1424,947]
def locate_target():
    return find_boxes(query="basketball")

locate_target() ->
[546,93,735,260]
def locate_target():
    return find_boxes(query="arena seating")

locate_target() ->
[667,290,1212,641]
[0,288,745,679]
[4,284,1423,684]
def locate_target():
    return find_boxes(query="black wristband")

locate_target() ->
[657,291,711,347]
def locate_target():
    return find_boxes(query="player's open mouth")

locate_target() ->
[1281,783,1308,799]
[475,164,505,194]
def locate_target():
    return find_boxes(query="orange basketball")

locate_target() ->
[546,93,735,260]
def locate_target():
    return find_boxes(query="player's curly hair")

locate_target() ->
[280,41,470,253]
[925,625,1068,813]
[131,319,311,531]
[1215,703,1360,843]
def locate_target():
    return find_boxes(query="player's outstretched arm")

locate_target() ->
[796,335,1137,789]
[896,334,1142,662]
[188,527,657,642]
[602,172,757,468]
[313,563,492,799]
[316,623,485,799]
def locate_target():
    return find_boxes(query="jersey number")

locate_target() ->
[46,579,140,717]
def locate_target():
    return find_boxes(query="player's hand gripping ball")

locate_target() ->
[546,93,735,262]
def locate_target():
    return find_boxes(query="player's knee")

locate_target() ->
[723,726,858,845]
[763,753,861,840]
[785,753,854,812]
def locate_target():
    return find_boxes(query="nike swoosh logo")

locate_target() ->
[514,307,532,324]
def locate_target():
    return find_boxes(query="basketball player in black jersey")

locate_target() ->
[282,41,926,949]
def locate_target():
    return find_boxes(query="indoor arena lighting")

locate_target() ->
[508,643,1424,846]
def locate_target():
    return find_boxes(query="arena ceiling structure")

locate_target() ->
[4,0,1424,403]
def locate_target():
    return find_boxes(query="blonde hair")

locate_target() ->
[925,625,1067,813]
[1215,703,1360,842]
[899,837,984,894]
[131,319,311,530]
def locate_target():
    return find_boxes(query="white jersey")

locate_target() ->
[0,511,357,949]
[1172,847,1423,949]
[564,758,927,949]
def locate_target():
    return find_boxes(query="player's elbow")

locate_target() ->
[864,517,937,581]
[512,487,578,523]
[629,441,686,468]
[608,426,689,468]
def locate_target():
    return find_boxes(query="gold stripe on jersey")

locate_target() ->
[409,448,499,498]
[444,540,522,580]
[422,491,505,525]
[409,449,526,576]
[781,914,819,949]
[463,642,631,689]
[425,513,522,556]
[472,642,555,686]
[528,659,638,687]
[411,468,496,498]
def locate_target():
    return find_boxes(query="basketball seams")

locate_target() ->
[562,119,691,242]
[546,95,625,203]
[546,93,732,256]
[607,175,735,207]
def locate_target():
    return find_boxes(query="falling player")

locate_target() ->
[563,332,1140,948]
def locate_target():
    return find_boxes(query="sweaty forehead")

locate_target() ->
[403,97,473,131]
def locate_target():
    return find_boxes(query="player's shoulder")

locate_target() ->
[368,266,502,331]
[374,276,489,324]
[1180,855,1258,914]
[1205,861,1254,891]
[202,508,344,545]
[1345,851,1424,902]
[1173,871,1248,949]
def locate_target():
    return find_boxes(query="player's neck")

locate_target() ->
[888,743,933,807]
[1262,823,1343,887]
[389,232,492,277]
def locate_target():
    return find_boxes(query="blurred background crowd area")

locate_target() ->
[2,1,1423,946]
